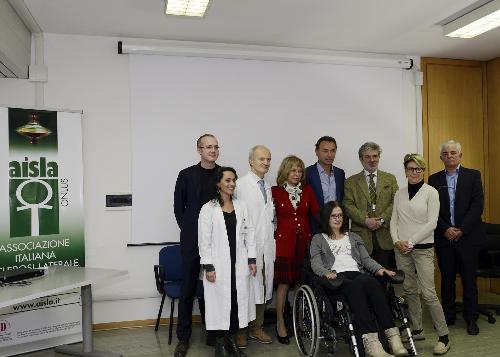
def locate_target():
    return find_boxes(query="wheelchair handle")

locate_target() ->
[381,269,405,284]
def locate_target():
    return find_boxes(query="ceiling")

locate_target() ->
[22,0,500,61]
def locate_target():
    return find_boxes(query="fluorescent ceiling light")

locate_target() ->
[165,0,210,17]
[444,0,500,38]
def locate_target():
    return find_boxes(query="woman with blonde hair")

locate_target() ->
[390,154,450,355]
[272,155,319,344]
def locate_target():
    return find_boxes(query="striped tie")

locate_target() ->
[368,173,377,207]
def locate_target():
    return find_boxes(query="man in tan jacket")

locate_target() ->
[344,142,398,268]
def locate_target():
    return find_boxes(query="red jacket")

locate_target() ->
[272,184,319,259]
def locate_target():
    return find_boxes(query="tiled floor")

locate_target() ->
[17,293,500,356]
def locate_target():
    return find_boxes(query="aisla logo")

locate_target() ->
[9,157,59,238]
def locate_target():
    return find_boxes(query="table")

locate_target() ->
[0,266,127,357]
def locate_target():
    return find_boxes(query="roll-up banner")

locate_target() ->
[0,107,85,270]
[0,107,84,355]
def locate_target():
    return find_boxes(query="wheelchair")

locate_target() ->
[292,263,418,357]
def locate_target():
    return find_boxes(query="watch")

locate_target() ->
[379,218,385,225]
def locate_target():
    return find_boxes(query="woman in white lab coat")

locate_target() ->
[198,166,257,357]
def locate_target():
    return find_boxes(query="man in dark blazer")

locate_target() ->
[173,134,220,356]
[306,136,345,233]
[428,140,485,336]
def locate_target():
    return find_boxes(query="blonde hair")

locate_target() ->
[403,153,427,170]
[276,155,305,186]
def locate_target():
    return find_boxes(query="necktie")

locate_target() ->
[258,179,267,203]
[368,173,377,207]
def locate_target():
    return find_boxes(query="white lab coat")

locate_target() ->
[198,198,257,330]
[235,172,276,303]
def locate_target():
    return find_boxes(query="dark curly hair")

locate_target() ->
[211,166,238,206]
[319,201,348,237]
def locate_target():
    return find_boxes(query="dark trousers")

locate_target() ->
[372,232,396,269]
[176,254,204,341]
[330,271,394,335]
[435,242,479,322]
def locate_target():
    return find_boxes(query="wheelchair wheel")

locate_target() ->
[293,285,321,356]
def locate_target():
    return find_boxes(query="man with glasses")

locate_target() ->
[174,134,220,356]
[428,140,485,335]
[343,142,399,269]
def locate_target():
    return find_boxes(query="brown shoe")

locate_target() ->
[249,327,273,344]
[235,331,248,349]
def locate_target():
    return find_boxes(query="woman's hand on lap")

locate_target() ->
[325,272,337,280]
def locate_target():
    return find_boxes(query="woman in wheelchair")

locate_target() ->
[310,201,408,357]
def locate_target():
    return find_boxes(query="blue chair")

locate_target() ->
[154,244,182,344]
[154,244,203,344]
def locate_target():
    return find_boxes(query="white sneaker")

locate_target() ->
[433,341,450,355]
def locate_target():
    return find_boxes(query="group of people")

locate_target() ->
[173,134,485,357]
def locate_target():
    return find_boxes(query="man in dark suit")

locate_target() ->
[306,136,345,233]
[173,134,220,356]
[428,140,485,335]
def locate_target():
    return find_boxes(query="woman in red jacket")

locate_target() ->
[272,155,319,344]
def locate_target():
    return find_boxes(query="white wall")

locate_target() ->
[0,1,31,78]
[0,33,421,324]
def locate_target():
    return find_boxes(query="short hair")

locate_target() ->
[315,136,337,151]
[318,201,348,236]
[403,153,427,170]
[276,155,305,186]
[248,145,271,162]
[196,134,216,148]
[358,142,382,159]
[439,140,462,154]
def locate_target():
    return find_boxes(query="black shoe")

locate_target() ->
[215,337,231,357]
[174,340,189,357]
[466,320,479,335]
[275,325,290,345]
[224,336,247,357]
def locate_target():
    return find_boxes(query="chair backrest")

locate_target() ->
[159,244,182,282]
[479,223,500,268]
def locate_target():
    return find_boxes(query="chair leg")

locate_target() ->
[478,307,496,324]
[168,298,175,345]
[155,293,167,331]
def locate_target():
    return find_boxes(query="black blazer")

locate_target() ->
[428,166,485,247]
[305,163,346,206]
[174,163,220,256]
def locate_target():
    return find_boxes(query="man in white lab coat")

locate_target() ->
[234,145,276,347]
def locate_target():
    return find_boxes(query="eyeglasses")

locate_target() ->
[405,167,423,174]
[330,214,343,219]
[199,145,220,150]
